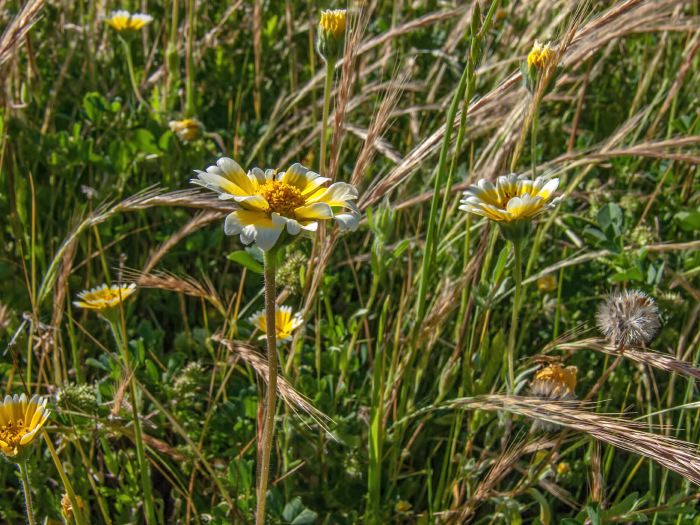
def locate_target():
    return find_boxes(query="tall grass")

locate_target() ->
[0,0,698,523]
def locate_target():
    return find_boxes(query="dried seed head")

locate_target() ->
[596,289,660,348]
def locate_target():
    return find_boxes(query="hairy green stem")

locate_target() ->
[106,312,156,525]
[256,250,278,525]
[19,462,35,525]
[507,239,523,392]
[319,59,335,175]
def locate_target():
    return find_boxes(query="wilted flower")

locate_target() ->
[528,363,577,433]
[169,118,203,142]
[61,493,85,521]
[529,363,577,401]
[527,41,556,71]
[459,174,561,240]
[73,283,136,311]
[317,9,347,62]
[0,394,50,459]
[192,158,359,251]
[596,289,660,348]
[249,305,303,343]
[105,10,153,32]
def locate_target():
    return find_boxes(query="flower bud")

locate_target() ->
[317,9,347,63]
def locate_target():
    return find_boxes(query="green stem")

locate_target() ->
[507,239,523,393]
[256,250,278,525]
[119,36,147,108]
[19,462,36,525]
[531,107,539,178]
[184,0,196,117]
[106,313,156,525]
[319,59,335,175]
[42,432,88,525]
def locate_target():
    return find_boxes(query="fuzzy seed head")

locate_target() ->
[596,289,660,347]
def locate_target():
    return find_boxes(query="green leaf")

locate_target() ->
[675,210,700,231]
[131,128,161,155]
[227,250,264,274]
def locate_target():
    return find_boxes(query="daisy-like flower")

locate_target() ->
[249,305,303,343]
[527,41,556,71]
[169,118,203,142]
[73,283,136,311]
[460,174,560,240]
[0,394,50,459]
[192,158,359,251]
[105,10,153,32]
[317,9,347,62]
[596,289,660,348]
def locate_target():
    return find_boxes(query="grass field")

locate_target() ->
[0,0,699,523]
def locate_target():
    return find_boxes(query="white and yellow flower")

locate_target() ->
[105,10,153,32]
[73,283,136,311]
[249,305,303,343]
[0,394,50,458]
[169,118,202,142]
[459,174,560,224]
[192,158,359,251]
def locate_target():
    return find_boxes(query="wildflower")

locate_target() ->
[529,363,577,401]
[536,274,558,293]
[169,118,203,142]
[249,305,303,343]
[73,283,136,311]
[105,10,153,32]
[0,394,50,459]
[192,158,359,251]
[459,174,561,241]
[556,462,570,475]
[317,9,347,62]
[527,41,556,71]
[596,289,660,348]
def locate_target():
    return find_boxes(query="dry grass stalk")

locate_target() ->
[212,336,332,432]
[0,0,44,71]
[449,394,700,485]
[122,269,225,316]
[556,337,700,382]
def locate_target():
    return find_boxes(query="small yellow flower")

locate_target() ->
[105,10,153,32]
[530,363,577,399]
[192,158,359,251]
[249,305,303,343]
[460,174,561,224]
[527,41,556,71]
[169,118,203,142]
[317,9,347,62]
[0,394,50,459]
[319,9,347,39]
[73,283,136,311]
[556,462,570,475]
[536,274,558,293]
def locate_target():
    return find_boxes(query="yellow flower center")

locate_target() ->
[0,421,26,456]
[319,9,347,38]
[259,180,306,216]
